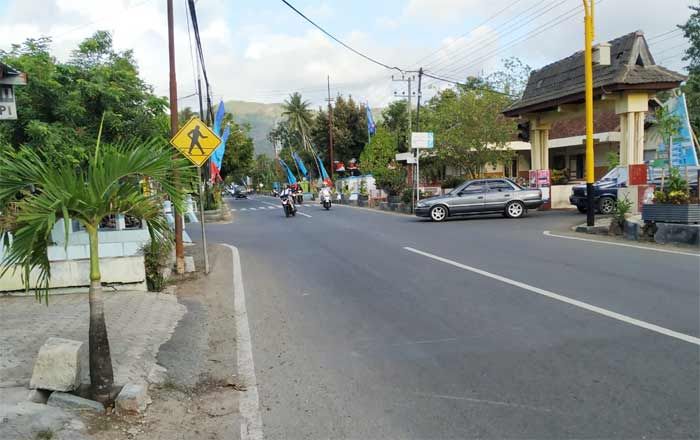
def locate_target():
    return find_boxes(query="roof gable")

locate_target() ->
[504,31,686,116]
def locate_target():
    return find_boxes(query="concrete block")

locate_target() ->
[47,392,104,413]
[655,223,700,246]
[30,338,84,392]
[184,256,196,273]
[147,364,167,385]
[66,245,89,260]
[115,383,151,414]
[99,242,124,258]
[27,388,52,404]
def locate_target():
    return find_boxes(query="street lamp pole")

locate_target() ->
[583,0,596,227]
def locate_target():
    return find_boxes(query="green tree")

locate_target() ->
[359,126,398,175]
[0,137,191,402]
[250,154,276,189]
[680,3,700,133]
[281,92,314,150]
[0,33,168,165]
[422,87,515,178]
[220,114,255,183]
[381,100,409,152]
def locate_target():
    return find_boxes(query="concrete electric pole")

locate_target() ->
[583,0,595,227]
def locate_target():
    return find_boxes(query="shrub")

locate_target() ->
[374,166,406,196]
[359,180,368,196]
[610,196,632,235]
[441,176,464,189]
[402,188,413,204]
[655,168,690,205]
[550,169,569,185]
[142,240,173,291]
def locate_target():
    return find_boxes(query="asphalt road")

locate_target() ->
[193,195,699,439]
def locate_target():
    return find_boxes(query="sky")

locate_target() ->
[0,0,693,109]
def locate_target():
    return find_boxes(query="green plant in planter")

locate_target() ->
[609,196,632,235]
[342,184,350,198]
[550,169,569,185]
[654,168,690,205]
[374,166,406,196]
[359,180,368,196]
[401,188,413,205]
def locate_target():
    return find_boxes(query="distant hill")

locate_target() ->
[225,100,284,157]
[224,100,386,157]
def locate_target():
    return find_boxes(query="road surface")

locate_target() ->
[192,195,699,439]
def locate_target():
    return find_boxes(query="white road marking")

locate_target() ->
[404,246,700,346]
[249,207,257,211]
[240,208,248,211]
[260,200,278,207]
[389,337,458,347]
[267,206,276,210]
[221,244,264,440]
[543,230,700,257]
[297,212,312,218]
[412,391,556,413]
[231,209,237,212]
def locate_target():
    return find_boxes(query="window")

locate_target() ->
[488,180,515,191]
[462,182,486,194]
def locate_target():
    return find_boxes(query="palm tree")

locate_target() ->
[0,137,191,402]
[281,92,314,151]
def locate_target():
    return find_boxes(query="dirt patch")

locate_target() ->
[84,244,242,440]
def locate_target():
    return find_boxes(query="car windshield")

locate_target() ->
[599,166,627,183]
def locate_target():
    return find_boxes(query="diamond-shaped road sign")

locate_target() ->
[170,116,222,167]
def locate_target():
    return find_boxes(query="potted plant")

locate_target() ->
[374,166,406,204]
[341,184,351,203]
[609,196,632,235]
[642,168,700,224]
[358,180,369,202]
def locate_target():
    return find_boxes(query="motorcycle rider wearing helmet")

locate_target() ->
[319,183,331,205]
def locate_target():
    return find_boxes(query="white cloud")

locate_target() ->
[376,17,399,30]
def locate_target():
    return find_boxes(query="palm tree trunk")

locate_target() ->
[86,225,114,403]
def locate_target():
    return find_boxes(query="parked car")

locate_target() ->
[569,165,700,215]
[415,178,543,222]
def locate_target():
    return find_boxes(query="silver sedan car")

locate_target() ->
[415,178,543,222]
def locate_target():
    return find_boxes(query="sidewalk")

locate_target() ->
[0,291,186,440]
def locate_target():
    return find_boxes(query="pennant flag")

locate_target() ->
[292,151,309,178]
[316,155,330,180]
[279,159,297,184]
[213,100,225,136]
[210,124,231,183]
[366,103,376,137]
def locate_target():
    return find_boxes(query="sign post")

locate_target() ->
[411,132,434,207]
[170,116,222,274]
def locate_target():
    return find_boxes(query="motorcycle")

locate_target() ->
[321,193,332,210]
[281,195,297,217]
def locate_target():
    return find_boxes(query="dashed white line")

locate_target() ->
[543,230,700,257]
[221,244,264,440]
[404,246,700,346]
[297,212,312,218]
[240,208,248,211]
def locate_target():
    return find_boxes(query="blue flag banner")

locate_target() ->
[211,125,230,171]
[279,159,297,184]
[292,151,308,178]
[213,100,225,136]
[366,103,376,137]
[317,155,330,180]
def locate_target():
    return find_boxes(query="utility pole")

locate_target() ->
[326,75,334,179]
[416,67,423,131]
[167,0,185,274]
[196,77,209,274]
[393,73,416,210]
[583,0,595,227]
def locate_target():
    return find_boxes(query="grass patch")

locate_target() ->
[35,430,53,440]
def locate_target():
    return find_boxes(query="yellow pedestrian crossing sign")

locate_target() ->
[170,116,222,167]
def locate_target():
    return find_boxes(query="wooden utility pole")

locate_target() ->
[167,0,185,274]
[326,75,334,179]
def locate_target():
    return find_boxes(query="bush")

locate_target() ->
[142,240,173,292]
[655,168,690,205]
[374,166,406,196]
[441,176,464,189]
[610,197,632,235]
[401,188,413,204]
[550,169,569,185]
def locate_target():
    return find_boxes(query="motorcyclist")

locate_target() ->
[280,184,293,198]
[319,184,331,204]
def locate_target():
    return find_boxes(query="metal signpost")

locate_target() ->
[411,132,434,206]
[170,116,222,274]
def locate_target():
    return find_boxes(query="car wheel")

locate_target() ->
[598,197,615,215]
[505,201,525,218]
[429,205,448,222]
[577,205,587,214]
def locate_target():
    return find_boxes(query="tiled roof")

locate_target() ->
[504,31,686,116]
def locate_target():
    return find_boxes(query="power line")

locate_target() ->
[411,0,527,67]
[434,0,596,82]
[424,0,569,73]
[648,28,681,42]
[421,72,516,97]
[279,0,409,73]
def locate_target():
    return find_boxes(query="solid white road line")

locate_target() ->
[221,244,264,440]
[543,230,700,257]
[404,246,700,346]
[298,212,312,218]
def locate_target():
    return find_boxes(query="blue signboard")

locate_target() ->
[666,94,698,167]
